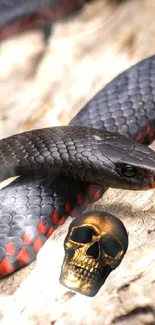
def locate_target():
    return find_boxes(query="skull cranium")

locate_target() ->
[60,211,128,297]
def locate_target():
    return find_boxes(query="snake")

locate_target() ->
[0,0,92,40]
[1,54,155,277]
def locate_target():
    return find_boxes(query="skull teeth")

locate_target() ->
[67,263,101,281]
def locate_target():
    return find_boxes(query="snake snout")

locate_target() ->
[98,136,155,190]
[115,142,155,190]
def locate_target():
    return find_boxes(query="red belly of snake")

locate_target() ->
[0,0,92,40]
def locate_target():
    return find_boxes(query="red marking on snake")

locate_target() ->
[77,193,83,204]
[137,131,144,143]
[88,184,94,196]
[5,241,16,255]
[150,176,155,189]
[47,226,54,238]
[38,220,47,234]
[70,207,77,218]
[57,216,66,226]
[82,199,88,209]
[33,236,44,252]
[52,210,59,224]
[93,189,102,201]
[0,0,87,40]
[65,201,71,213]
[0,257,14,276]
[17,247,30,265]
[23,233,33,244]
[146,123,154,140]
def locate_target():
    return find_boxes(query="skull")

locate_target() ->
[60,211,128,297]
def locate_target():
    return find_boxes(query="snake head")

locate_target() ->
[1,126,155,192]
[95,132,155,190]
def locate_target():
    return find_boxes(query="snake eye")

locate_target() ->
[121,165,136,178]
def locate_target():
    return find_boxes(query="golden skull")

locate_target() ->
[60,211,128,297]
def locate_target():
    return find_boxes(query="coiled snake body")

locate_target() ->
[0,0,92,40]
[1,55,155,277]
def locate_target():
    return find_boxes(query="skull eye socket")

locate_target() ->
[70,227,94,243]
[101,237,122,257]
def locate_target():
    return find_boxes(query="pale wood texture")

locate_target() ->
[0,0,155,324]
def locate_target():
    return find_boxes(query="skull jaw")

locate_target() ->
[59,266,112,297]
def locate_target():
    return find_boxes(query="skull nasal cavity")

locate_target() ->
[86,241,99,259]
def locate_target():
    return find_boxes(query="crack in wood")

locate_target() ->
[112,306,155,324]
